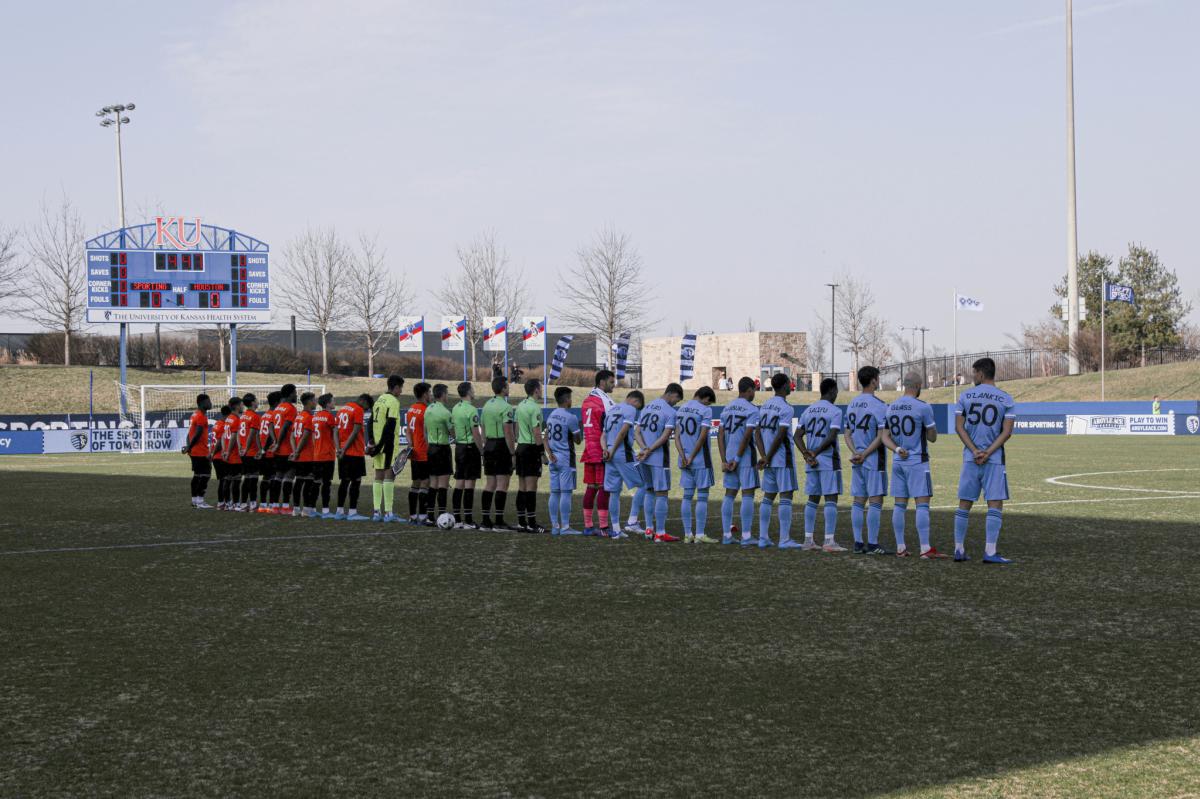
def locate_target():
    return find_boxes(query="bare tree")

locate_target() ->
[0,225,20,301]
[892,329,920,363]
[433,230,528,380]
[347,233,412,376]
[554,226,659,361]
[834,273,891,386]
[17,197,87,365]
[806,313,829,373]
[277,226,350,374]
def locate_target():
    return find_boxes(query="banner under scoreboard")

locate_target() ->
[85,217,270,324]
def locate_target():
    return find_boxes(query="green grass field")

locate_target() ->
[2,436,1199,797]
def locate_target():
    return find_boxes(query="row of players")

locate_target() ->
[182,356,1015,563]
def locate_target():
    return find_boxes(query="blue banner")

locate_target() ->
[548,335,574,380]
[680,333,697,381]
[1105,283,1135,304]
[612,331,631,380]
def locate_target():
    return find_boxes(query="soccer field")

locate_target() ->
[2,437,1198,797]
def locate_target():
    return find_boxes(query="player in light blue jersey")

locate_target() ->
[544,386,583,537]
[754,373,800,549]
[718,377,760,546]
[602,391,645,539]
[881,373,947,559]
[796,378,845,552]
[635,384,683,543]
[953,357,1016,564]
[844,366,891,555]
[674,386,718,544]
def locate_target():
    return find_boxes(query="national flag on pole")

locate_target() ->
[1105,283,1135,304]
[548,335,573,380]
[482,317,507,352]
[521,317,547,351]
[397,316,424,352]
[955,294,984,313]
[612,331,632,380]
[679,333,697,381]
[440,316,466,351]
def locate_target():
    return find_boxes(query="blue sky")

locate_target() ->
[1,0,1196,353]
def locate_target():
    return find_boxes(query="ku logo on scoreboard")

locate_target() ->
[154,216,202,249]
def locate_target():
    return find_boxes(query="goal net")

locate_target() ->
[116,382,327,453]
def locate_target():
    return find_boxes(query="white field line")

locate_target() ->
[0,528,413,557]
[1044,467,1200,494]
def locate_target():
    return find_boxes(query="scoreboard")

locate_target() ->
[85,219,271,324]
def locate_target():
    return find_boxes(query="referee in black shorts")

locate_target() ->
[451,382,484,528]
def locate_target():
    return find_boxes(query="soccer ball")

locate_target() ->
[437,513,456,530]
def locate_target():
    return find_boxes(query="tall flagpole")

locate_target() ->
[953,288,958,402]
[1066,0,1081,375]
[1101,282,1107,401]
[542,317,548,409]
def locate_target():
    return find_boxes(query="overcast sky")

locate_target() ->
[2,0,1197,353]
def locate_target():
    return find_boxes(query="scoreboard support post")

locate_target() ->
[230,323,239,387]
[118,323,129,415]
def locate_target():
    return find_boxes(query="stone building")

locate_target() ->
[641,331,808,390]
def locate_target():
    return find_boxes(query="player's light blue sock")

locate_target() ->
[823,502,838,540]
[740,495,754,538]
[630,486,646,526]
[867,502,882,545]
[779,498,794,541]
[916,503,931,550]
[558,491,572,529]
[548,490,560,530]
[695,490,709,536]
[681,487,694,537]
[655,495,668,534]
[893,502,908,550]
[954,508,970,552]
[759,497,773,539]
[721,494,734,537]
[642,488,655,530]
[985,508,1003,556]
[851,502,865,543]
[804,501,818,538]
[608,492,622,532]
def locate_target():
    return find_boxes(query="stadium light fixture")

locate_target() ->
[96,103,134,228]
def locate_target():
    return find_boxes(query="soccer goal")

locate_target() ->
[117,382,326,453]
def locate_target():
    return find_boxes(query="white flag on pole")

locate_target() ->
[955,294,984,313]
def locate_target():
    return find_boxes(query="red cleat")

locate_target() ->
[644,528,655,541]
[896,549,911,558]
[653,532,680,543]
[920,547,950,560]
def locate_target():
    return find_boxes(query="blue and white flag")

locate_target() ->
[955,294,984,313]
[1105,283,1135,304]
[548,335,574,380]
[679,333,697,381]
[612,331,632,380]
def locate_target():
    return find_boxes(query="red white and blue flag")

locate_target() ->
[521,316,547,351]
[483,317,507,352]
[440,316,466,351]
[398,316,424,353]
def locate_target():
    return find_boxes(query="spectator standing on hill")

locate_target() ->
[1152,395,1162,415]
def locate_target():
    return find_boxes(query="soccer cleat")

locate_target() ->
[800,539,820,551]
[194,501,214,510]
[896,549,910,558]
[694,534,720,544]
[920,548,950,560]
[321,511,336,519]
[864,544,893,556]
[982,553,1014,564]
[256,506,272,514]
[610,529,628,540]
[581,527,598,537]
[654,532,680,543]
[345,512,370,522]
[822,541,848,553]
[459,523,480,531]
[721,535,737,545]
[292,508,303,518]
[644,528,655,541]
[852,542,867,554]
[739,537,756,548]
[304,509,319,519]
[526,524,547,534]
[333,511,346,521]
[382,513,397,523]
[954,551,971,562]
[371,511,383,522]
[778,538,805,549]
[623,523,643,535]
[681,534,693,544]
[558,528,583,536]
[758,537,775,549]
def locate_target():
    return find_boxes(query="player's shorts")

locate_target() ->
[515,443,543,478]
[483,439,513,476]
[292,461,313,479]
[851,464,888,498]
[642,464,671,492]
[454,443,482,481]
[190,455,212,476]
[274,455,295,478]
[762,465,799,494]
[224,460,242,476]
[426,444,452,477]
[312,460,335,482]
[245,456,268,478]
[958,461,1009,502]
[549,464,577,492]
[583,462,605,485]
[805,469,844,497]
[409,458,430,482]
[338,455,366,482]
[371,441,395,472]
[722,461,760,491]
[891,460,933,499]
[679,465,714,490]
[604,460,645,492]
[212,460,227,479]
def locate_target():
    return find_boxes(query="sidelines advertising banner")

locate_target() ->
[1066,413,1175,436]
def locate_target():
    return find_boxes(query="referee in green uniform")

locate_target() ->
[480,376,516,530]
[424,384,454,524]
[515,379,546,532]
[451,382,485,528]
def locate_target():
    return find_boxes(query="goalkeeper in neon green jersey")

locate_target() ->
[369,375,405,521]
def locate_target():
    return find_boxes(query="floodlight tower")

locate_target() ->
[1065,1,1080,375]
[97,103,135,409]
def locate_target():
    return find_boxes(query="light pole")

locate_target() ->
[826,283,838,384]
[97,103,135,409]
[1065,0,1080,375]
[917,326,930,387]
